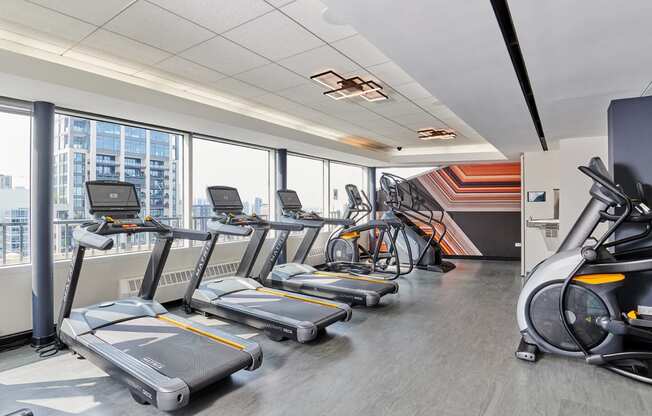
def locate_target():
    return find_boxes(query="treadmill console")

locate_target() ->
[87,181,141,218]
[83,180,165,236]
[277,190,321,220]
[207,186,264,226]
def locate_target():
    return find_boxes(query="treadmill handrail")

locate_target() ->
[171,227,211,241]
[207,220,253,237]
[267,221,303,231]
[73,228,114,250]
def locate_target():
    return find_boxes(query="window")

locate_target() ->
[53,114,184,259]
[329,162,366,220]
[192,138,270,238]
[287,154,325,215]
[0,109,30,266]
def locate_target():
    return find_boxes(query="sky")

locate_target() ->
[0,112,31,189]
[192,139,270,207]
[192,141,367,215]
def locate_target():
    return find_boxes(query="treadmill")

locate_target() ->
[259,189,399,307]
[56,181,262,411]
[183,186,351,343]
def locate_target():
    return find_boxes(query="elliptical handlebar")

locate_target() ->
[578,165,629,206]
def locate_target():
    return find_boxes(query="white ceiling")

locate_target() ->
[0,0,496,161]
[508,0,652,142]
[323,0,541,159]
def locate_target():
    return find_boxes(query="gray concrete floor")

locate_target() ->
[2,260,652,415]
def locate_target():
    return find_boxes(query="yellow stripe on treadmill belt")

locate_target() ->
[157,315,244,350]
[256,287,339,309]
[314,271,393,284]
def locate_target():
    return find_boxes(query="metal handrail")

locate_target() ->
[0,213,273,265]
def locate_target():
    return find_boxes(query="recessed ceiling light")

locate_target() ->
[311,70,388,102]
[418,128,456,140]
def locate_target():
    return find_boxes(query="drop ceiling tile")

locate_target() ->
[223,10,323,60]
[211,77,268,99]
[266,0,296,7]
[26,0,133,26]
[251,93,304,112]
[148,0,272,34]
[234,63,307,92]
[413,96,441,107]
[278,45,359,77]
[281,0,356,42]
[399,113,447,130]
[331,34,389,67]
[0,19,71,54]
[277,82,330,105]
[392,82,433,101]
[105,1,213,53]
[75,28,171,66]
[155,56,227,84]
[0,0,95,44]
[181,36,270,75]
[374,101,423,118]
[366,61,413,87]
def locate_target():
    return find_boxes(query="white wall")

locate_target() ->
[558,136,609,240]
[0,233,329,336]
[522,150,561,274]
[520,136,609,275]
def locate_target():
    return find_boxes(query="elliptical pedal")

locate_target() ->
[515,338,538,362]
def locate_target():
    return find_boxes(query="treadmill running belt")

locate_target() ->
[290,275,396,294]
[94,316,251,390]
[221,289,342,323]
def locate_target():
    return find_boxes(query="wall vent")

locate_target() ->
[119,261,240,298]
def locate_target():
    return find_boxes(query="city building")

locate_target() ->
[0,179,29,264]
[52,116,183,255]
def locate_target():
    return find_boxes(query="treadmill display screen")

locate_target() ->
[278,190,302,210]
[208,186,243,212]
[86,181,141,213]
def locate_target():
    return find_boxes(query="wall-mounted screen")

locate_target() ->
[527,191,546,202]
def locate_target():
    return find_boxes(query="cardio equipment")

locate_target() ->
[183,186,351,343]
[259,189,399,307]
[516,157,652,385]
[379,173,456,273]
[56,181,262,411]
[325,184,412,279]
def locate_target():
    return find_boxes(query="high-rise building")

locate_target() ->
[0,174,12,189]
[52,115,183,255]
[0,185,30,264]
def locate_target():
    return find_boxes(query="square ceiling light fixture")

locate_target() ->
[418,128,456,140]
[311,70,388,102]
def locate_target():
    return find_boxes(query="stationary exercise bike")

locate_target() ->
[516,157,652,384]
[325,184,413,279]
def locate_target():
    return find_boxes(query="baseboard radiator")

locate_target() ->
[119,261,240,300]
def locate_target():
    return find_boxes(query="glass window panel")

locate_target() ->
[53,114,184,259]
[287,155,324,215]
[329,162,366,220]
[0,110,30,266]
[192,138,270,241]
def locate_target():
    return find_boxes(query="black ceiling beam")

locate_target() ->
[490,0,548,151]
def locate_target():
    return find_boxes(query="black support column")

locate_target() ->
[31,102,55,346]
[368,167,377,249]
[276,149,288,264]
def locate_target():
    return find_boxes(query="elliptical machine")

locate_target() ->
[516,157,652,384]
[324,184,413,279]
[379,173,456,273]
